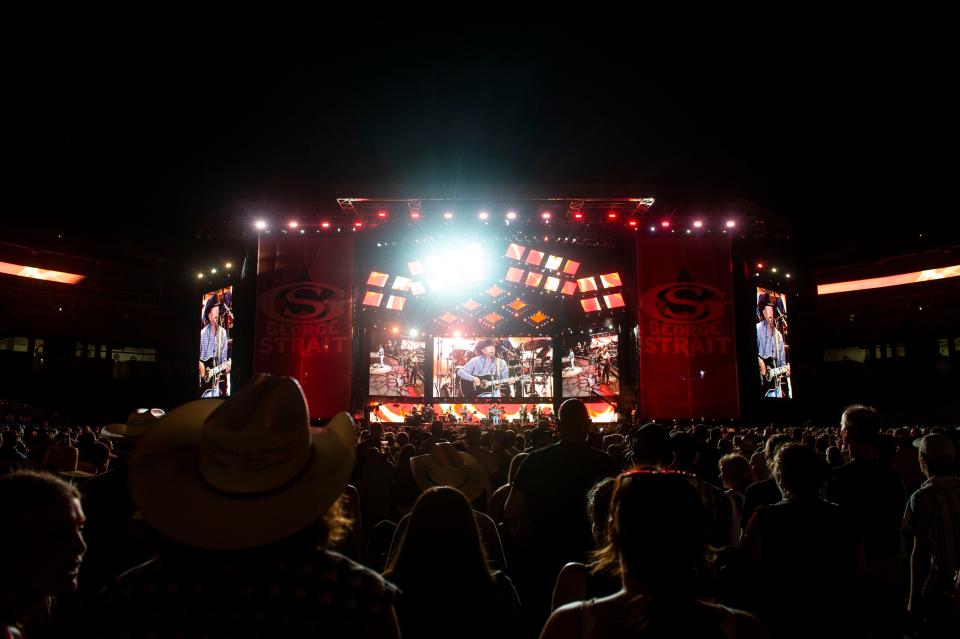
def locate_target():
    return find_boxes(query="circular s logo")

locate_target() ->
[258,282,348,323]
[639,282,727,324]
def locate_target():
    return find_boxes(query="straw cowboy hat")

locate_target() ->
[410,442,490,502]
[128,374,356,550]
[46,445,96,479]
[102,408,166,439]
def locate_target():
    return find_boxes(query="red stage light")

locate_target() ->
[541,211,551,220]
[410,210,421,219]
[660,220,670,228]
[725,220,736,228]
[607,211,617,219]
[693,220,703,228]
[288,221,299,229]
[757,263,764,269]
[353,220,363,228]
[573,212,583,220]
[628,220,638,227]
[377,210,388,218]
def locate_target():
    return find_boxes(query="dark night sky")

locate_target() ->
[6,25,955,253]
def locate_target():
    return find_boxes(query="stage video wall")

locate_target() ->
[433,337,554,400]
[755,287,792,399]
[562,331,619,398]
[368,330,426,398]
[199,286,234,398]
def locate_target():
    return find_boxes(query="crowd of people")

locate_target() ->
[1,382,959,638]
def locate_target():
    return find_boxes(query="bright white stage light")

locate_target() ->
[254,220,267,230]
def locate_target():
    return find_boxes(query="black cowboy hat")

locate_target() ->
[474,338,501,353]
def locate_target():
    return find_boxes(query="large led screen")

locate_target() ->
[562,331,619,398]
[756,287,792,398]
[199,286,233,398]
[434,337,554,400]
[369,331,426,398]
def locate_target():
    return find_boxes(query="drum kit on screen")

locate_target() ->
[435,339,553,398]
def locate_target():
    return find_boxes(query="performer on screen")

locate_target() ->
[568,348,576,371]
[599,348,611,384]
[490,403,502,427]
[756,299,790,397]
[199,295,231,398]
[378,344,385,367]
[458,339,509,398]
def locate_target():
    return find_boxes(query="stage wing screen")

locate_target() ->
[199,286,234,398]
[369,330,426,398]
[434,337,554,400]
[755,287,793,399]
[562,331,619,398]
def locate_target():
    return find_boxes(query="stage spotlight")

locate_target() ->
[725,220,736,228]
[289,221,299,229]
[409,328,419,337]
[757,263,764,269]
[353,220,363,228]
[541,211,551,220]
[453,330,462,337]
[321,221,331,228]
[650,226,656,231]
[505,211,516,221]
[225,262,232,269]
[391,326,399,334]
[693,220,703,228]
[786,273,791,278]
[607,211,617,220]
[210,268,217,274]
[771,267,778,273]
[660,220,670,228]
[254,220,267,230]
[377,210,388,218]
[410,210,421,219]
[197,273,204,279]
[478,211,489,220]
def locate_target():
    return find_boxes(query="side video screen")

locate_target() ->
[369,331,426,398]
[199,287,234,398]
[755,287,792,399]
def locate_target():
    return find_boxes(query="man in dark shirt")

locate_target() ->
[505,398,618,635]
[826,405,905,639]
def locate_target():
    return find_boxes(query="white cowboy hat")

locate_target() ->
[410,442,490,503]
[101,408,166,439]
[128,374,356,550]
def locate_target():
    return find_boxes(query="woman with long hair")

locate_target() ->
[540,470,765,639]
[384,486,519,639]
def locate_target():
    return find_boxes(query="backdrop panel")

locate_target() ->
[637,237,739,419]
[254,236,354,419]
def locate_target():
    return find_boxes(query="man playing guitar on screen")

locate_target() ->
[458,339,510,398]
[756,299,790,397]
[199,295,231,398]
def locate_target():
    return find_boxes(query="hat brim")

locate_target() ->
[129,400,356,550]
[101,424,127,438]
[59,470,96,479]
[410,451,488,502]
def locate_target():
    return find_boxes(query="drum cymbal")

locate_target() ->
[520,338,552,351]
